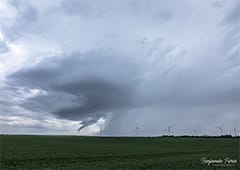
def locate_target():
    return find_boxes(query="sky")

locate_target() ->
[0,0,239,136]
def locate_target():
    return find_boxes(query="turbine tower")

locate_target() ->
[233,128,238,137]
[193,129,198,136]
[217,126,224,136]
[167,125,173,136]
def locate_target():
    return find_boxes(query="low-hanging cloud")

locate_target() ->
[7,49,141,121]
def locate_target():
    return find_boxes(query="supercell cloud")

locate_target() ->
[0,0,239,135]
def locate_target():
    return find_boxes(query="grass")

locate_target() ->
[0,135,239,170]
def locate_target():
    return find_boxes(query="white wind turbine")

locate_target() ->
[193,129,198,136]
[217,126,224,136]
[233,128,239,137]
[163,125,173,136]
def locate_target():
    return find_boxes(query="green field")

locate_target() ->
[0,135,239,170]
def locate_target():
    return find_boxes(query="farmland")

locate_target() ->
[0,135,239,170]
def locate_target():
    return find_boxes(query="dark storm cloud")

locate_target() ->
[8,50,141,87]
[7,49,139,120]
[53,79,134,120]
[7,43,239,123]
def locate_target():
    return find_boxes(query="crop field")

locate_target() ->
[0,135,239,170]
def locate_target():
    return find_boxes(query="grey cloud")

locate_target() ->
[224,1,240,24]
[60,0,174,23]
[7,49,140,121]
[2,0,38,40]
[8,50,141,88]
[53,79,134,120]
[61,0,107,17]
[7,44,239,125]
[5,38,240,134]
[20,92,79,114]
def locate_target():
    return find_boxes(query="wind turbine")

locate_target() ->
[217,126,224,136]
[167,125,173,136]
[233,128,238,137]
[193,129,198,136]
